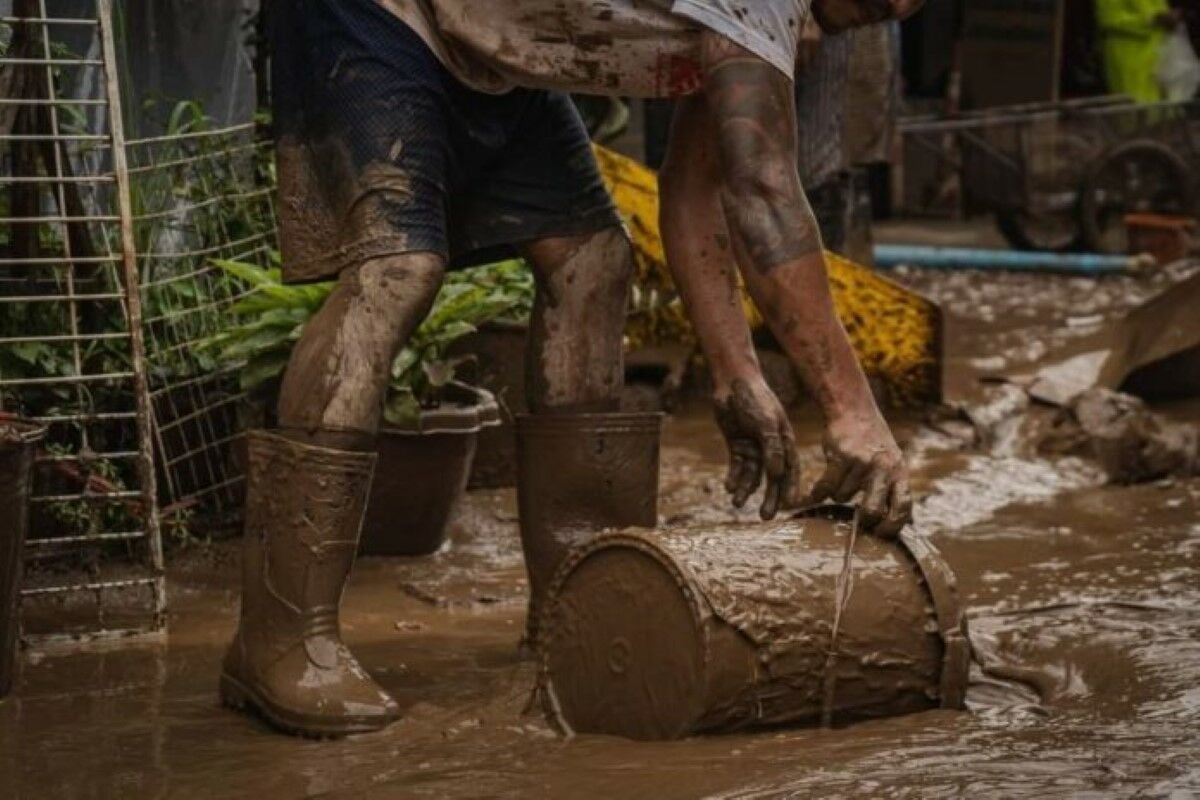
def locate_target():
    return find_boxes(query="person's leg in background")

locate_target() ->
[795,22,852,254]
[1096,0,1171,103]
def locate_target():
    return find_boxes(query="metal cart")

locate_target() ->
[899,96,1200,254]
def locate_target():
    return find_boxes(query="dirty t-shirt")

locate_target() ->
[377,0,808,97]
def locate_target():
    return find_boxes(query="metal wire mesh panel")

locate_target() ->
[129,122,275,534]
[0,0,163,643]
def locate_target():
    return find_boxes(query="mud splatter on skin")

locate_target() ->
[277,252,445,439]
[713,378,797,519]
[702,37,821,274]
[522,227,631,414]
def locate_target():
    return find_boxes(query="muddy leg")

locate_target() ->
[516,228,656,643]
[278,252,447,445]
[221,252,445,738]
[521,227,631,413]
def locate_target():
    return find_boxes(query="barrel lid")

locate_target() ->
[538,529,711,740]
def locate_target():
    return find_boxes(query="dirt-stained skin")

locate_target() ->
[713,379,798,519]
[703,39,821,273]
[659,30,911,534]
[276,225,632,446]
[521,228,631,414]
[277,252,446,447]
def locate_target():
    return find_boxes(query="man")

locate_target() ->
[1096,0,1180,102]
[222,0,923,738]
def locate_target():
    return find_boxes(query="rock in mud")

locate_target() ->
[1040,388,1199,484]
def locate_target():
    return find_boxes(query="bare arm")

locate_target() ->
[660,95,797,520]
[696,32,911,535]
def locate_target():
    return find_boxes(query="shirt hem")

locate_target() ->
[670,0,797,81]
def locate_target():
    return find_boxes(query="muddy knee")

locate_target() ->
[278,252,446,439]
[523,227,632,412]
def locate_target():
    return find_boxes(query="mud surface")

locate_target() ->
[2,266,1200,797]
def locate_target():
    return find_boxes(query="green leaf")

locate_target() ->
[382,390,421,427]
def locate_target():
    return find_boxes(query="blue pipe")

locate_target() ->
[872,244,1148,275]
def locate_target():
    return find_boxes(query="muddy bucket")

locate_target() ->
[0,418,46,698]
[538,508,970,740]
[516,412,662,637]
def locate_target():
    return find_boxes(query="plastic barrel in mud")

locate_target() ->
[0,419,47,697]
[538,509,970,740]
[516,412,662,641]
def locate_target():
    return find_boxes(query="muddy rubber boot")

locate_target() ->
[515,412,662,644]
[219,430,400,738]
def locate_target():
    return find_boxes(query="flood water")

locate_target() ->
[1,264,1198,798]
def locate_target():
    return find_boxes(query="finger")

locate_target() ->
[761,475,781,520]
[803,459,849,507]
[761,431,787,484]
[876,474,913,539]
[859,469,889,529]
[772,434,801,510]
[758,432,786,520]
[725,448,746,495]
[831,461,869,504]
[733,448,763,509]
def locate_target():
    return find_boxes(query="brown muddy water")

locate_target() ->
[2,265,1199,798]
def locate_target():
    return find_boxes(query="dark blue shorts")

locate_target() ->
[270,0,623,283]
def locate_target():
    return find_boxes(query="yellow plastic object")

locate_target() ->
[594,144,942,405]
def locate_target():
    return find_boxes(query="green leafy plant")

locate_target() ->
[204,254,534,426]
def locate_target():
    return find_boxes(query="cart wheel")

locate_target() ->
[1079,139,1194,255]
[993,132,1095,252]
[995,207,1084,252]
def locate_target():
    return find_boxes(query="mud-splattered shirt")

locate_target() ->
[377,0,808,96]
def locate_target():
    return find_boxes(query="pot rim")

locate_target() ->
[384,382,502,436]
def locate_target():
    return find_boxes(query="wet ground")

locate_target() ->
[2,254,1199,798]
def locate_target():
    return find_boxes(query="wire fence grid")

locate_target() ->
[0,1,271,644]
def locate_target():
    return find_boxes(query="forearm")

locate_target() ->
[659,99,760,395]
[699,33,879,424]
[739,250,879,424]
[662,204,760,392]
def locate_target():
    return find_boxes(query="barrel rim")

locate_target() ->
[898,529,972,710]
[536,527,711,736]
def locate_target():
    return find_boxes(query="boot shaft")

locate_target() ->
[515,412,661,615]
[239,431,377,636]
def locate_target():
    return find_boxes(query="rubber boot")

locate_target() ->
[219,430,400,737]
[515,412,661,644]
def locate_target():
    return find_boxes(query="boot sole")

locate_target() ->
[219,672,396,739]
